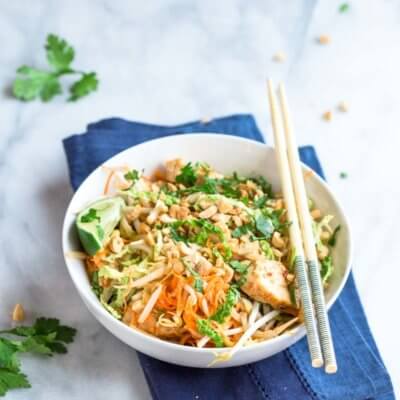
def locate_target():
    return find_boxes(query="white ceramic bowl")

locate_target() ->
[62,134,352,368]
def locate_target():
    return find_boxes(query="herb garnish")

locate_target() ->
[0,318,76,396]
[169,219,224,245]
[80,208,100,223]
[13,34,98,102]
[176,163,197,187]
[124,169,140,182]
[328,225,341,246]
[339,3,349,13]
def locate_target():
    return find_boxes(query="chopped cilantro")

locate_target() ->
[169,219,224,245]
[124,169,140,181]
[176,163,197,187]
[231,223,252,238]
[254,195,268,208]
[255,214,274,238]
[328,225,341,247]
[339,172,348,179]
[80,208,100,223]
[339,3,349,13]
[320,255,333,283]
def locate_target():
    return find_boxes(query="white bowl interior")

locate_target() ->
[62,133,352,368]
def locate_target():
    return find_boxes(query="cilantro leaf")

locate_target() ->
[80,208,100,223]
[321,255,333,283]
[13,34,98,102]
[229,261,249,287]
[45,34,74,72]
[254,195,267,208]
[231,223,252,238]
[339,3,349,13]
[13,66,62,102]
[339,171,348,179]
[68,72,99,102]
[176,163,197,187]
[328,225,341,247]
[196,320,224,347]
[0,317,76,396]
[124,169,140,181]
[211,286,240,323]
[0,368,30,396]
[255,214,274,238]
[169,219,224,245]
[0,339,20,371]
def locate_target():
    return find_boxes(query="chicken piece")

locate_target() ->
[241,260,297,315]
[135,311,183,339]
[165,158,185,182]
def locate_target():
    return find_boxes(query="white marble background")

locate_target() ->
[0,0,398,398]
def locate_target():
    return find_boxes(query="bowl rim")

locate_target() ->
[62,132,353,356]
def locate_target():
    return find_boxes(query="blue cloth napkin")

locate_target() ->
[63,114,394,400]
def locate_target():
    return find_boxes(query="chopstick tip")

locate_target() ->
[312,358,324,368]
[325,363,338,374]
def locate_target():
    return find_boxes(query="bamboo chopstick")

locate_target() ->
[267,79,323,368]
[277,83,337,374]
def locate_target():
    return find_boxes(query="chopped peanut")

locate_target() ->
[310,209,322,220]
[12,303,25,322]
[322,111,333,121]
[199,205,218,219]
[272,232,285,249]
[317,34,331,45]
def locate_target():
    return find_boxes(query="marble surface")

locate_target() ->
[0,0,398,398]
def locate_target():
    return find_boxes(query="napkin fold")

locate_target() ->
[63,114,394,400]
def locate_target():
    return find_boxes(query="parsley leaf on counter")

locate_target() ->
[68,72,99,102]
[13,34,98,102]
[0,317,76,396]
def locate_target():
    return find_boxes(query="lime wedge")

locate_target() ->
[76,197,124,255]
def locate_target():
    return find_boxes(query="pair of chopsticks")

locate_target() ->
[267,80,337,374]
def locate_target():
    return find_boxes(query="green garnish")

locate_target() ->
[211,286,240,323]
[339,3,349,13]
[259,240,275,260]
[80,208,100,223]
[255,214,274,238]
[13,34,98,102]
[176,163,197,187]
[196,320,224,347]
[288,284,297,307]
[169,219,224,245]
[124,169,140,182]
[231,224,252,238]
[229,260,249,287]
[328,225,341,246]
[339,172,348,179]
[321,255,333,283]
[0,318,76,396]
[185,262,204,293]
[254,195,268,208]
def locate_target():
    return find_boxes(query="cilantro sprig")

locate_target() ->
[13,34,98,102]
[0,317,76,396]
[80,208,100,223]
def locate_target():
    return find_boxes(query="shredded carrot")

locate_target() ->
[103,170,115,195]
